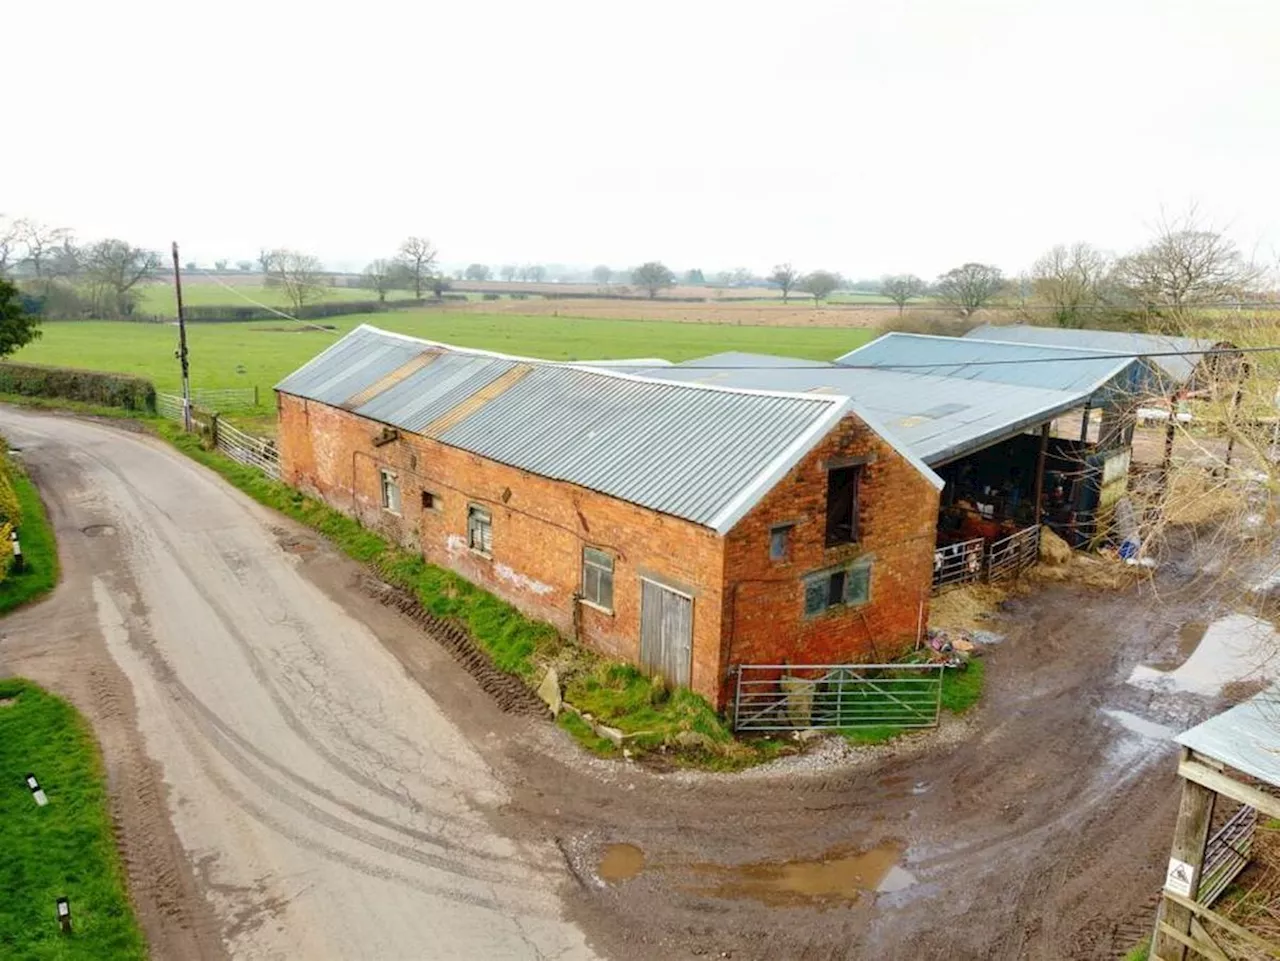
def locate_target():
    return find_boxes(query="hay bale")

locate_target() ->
[929,582,1012,631]
[1039,526,1073,566]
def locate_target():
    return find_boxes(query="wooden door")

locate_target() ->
[640,579,693,687]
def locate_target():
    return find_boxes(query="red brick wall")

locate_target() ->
[722,412,939,674]
[277,393,728,702]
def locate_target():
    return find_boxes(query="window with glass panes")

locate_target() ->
[467,505,492,554]
[581,547,614,610]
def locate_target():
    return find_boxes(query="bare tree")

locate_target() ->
[935,263,1004,316]
[880,274,927,314]
[632,261,676,299]
[0,216,19,277]
[592,264,612,285]
[362,259,396,302]
[1028,242,1114,327]
[214,258,229,271]
[236,260,254,272]
[464,263,491,281]
[527,264,547,283]
[267,248,326,314]
[800,270,840,306]
[397,236,438,299]
[769,263,800,302]
[1115,208,1263,324]
[500,264,518,282]
[81,239,161,317]
[257,249,274,274]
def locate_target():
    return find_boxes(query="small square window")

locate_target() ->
[769,525,792,561]
[803,562,872,616]
[379,469,401,514]
[421,491,439,511]
[845,564,871,605]
[582,547,614,611]
[467,505,492,555]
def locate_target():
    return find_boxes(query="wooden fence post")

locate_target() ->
[1153,749,1217,961]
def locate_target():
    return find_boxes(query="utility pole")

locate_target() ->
[171,242,192,431]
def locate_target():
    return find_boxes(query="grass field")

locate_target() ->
[0,678,146,959]
[132,279,416,315]
[12,311,876,402]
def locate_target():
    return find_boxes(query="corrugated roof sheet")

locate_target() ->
[1177,687,1280,788]
[643,346,1142,466]
[276,326,934,532]
[963,324,1211,384]
[836,332,1136,392]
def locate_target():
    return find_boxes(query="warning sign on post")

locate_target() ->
[1165,857,1195,897]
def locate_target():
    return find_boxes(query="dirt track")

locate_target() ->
[0,408,1243,960]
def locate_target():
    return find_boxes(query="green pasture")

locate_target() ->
[131,280,417,315]
[12,311,876,411]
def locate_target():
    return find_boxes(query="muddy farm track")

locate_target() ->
[0,408,1242,960]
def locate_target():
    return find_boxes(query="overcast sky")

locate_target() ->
[7,0,1278,277]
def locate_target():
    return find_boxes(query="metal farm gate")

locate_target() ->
[157,392,280,480]
[732,663,944,732]
[985,525,1041,581]
[933,536,985,592]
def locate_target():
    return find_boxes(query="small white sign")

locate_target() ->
[1165,857,1195,897]
[33,789,48,807]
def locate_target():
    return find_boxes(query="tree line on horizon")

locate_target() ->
[1,206,1270,328]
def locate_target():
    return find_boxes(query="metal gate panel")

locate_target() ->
[640,579,692,687]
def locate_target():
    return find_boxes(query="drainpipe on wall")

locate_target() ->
[571,591,583,643]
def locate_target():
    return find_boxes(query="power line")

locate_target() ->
[190,268,340,334]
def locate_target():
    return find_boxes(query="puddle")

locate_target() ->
[1101,709,1175,740]
[598,843,645,884]
[81,524,116,537]
[689,842,915,907]
[1129,614,1280,696]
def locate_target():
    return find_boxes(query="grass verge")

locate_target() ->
[0,678,147,959]
[1122,938,1150,961]
[0,459,61,613]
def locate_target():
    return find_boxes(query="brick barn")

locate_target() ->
[275,325,944,708]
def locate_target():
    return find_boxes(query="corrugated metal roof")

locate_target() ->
[275,326,428,406]
[964,324,1211,384]
[836,332,1137,392]
[646,348,1139,466]
[275,326,934,532]
[1177,687,1280,788]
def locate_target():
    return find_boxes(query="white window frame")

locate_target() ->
[467,504,492,556]
[581,546,615,613]
[379,469,401,515]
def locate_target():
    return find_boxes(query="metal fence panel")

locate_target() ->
[1198,804,1256,906]
[933,537,985,593]
[156,392,185,422]
[215,419,280,480]
[733,663,945,732]
[190,387,259,410]
[157,393,279,480]
[987,524,1040,581]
